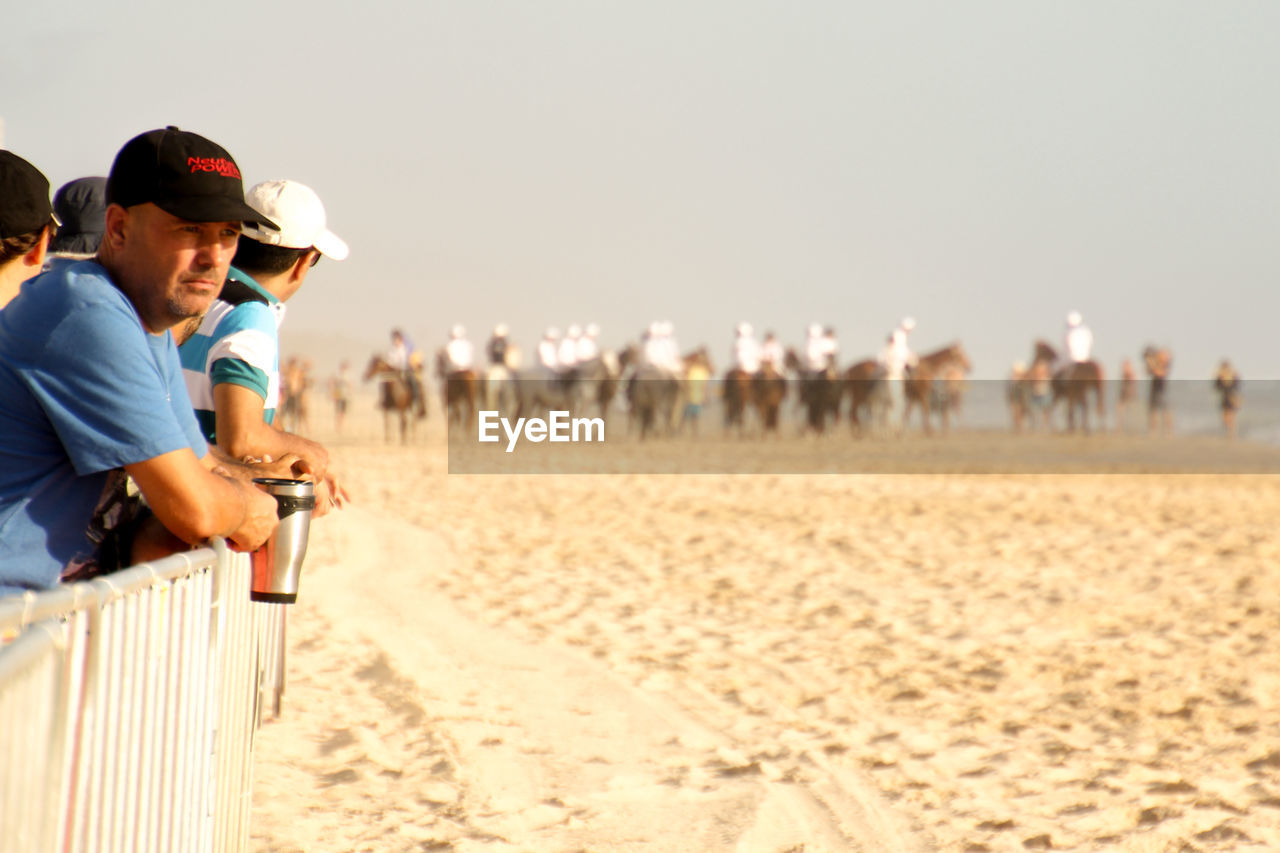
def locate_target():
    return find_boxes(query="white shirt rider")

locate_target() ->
[879,328,917,380]
[387,336,410,371]
[559,325,582,371]
[444,325,473,372]
[760,335,784,371]
[733,323,761,373]
[576,323,600,363]
[1064,311,1093,363]
[804,324,831,373]
[538,329,561,372]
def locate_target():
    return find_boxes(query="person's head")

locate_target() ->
[736,322,752,338]
[900,316,916,333]
[391,328,405,346]
[235,180,348,302]
[567,324,582,339]
[98,127,276,333]
[1066,310,1082,328]
[807,323,822,338]
[493,323,509,338]
[49,177,107,258]
[0,150,57,299]
[585,323,600,338]
[450,324,466,340]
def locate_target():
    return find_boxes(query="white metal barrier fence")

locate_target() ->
[0,540,288,853]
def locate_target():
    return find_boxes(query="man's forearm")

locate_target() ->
[218,418,329,478]
[205,446,301,482]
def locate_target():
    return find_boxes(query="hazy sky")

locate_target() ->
[6,1,1278,378]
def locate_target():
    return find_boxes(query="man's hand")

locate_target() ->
[207,447,305,483]
[227,478,282,552]
[289,457,350,518]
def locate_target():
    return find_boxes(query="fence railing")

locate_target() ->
[0,541,287,853]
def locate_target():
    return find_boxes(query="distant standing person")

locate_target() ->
[1213,360,1241,439]
[0,151,57,308]
[1144,345,1173,435]
[682,350,711,435]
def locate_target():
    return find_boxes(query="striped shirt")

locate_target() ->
[179,267,286,444]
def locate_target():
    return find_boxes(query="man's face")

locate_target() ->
[107,204,239,333]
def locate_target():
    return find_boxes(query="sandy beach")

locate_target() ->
[250,406,1280,852]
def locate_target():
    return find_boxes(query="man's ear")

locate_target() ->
[102,204,129,251]
[21,227,51,271]
[289,250,317,284]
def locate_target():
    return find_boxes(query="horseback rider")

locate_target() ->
[804,323,836,376]
[1064,310,1093,364]
[759,330,784,373]
[822,326,839,371]
[388,328,424,412]
[486,323,510,368]
[878,319,917,432]
[576,323,601,364]
[537,327,561,375]
[732,322,761,376]
[443,324,475,376]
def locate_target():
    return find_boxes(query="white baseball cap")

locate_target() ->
[240,179,349,260]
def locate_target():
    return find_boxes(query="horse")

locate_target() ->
[843,359,890,437]
[574,351,624,421]
[475,341,518,415]
[435,349,478,428]
[506,364,578,423]
[752,363,787,434]
[930,363,969,429]
[785,348,840,434]
[364,354,423,443]
[903,342,972,435]
[722,367,755,434]
[627,364,680,440]
[1034,340,1105,434]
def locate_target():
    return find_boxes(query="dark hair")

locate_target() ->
[231,238,311,276]
[0,226,49,266]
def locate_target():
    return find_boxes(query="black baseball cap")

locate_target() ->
[0,150,56,239]
[50,177,107,255]
[106,127,278,229]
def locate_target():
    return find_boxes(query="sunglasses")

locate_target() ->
[309,250,321,268]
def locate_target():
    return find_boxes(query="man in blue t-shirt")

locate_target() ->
[179,180,347,500]
[0,127,287,595]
